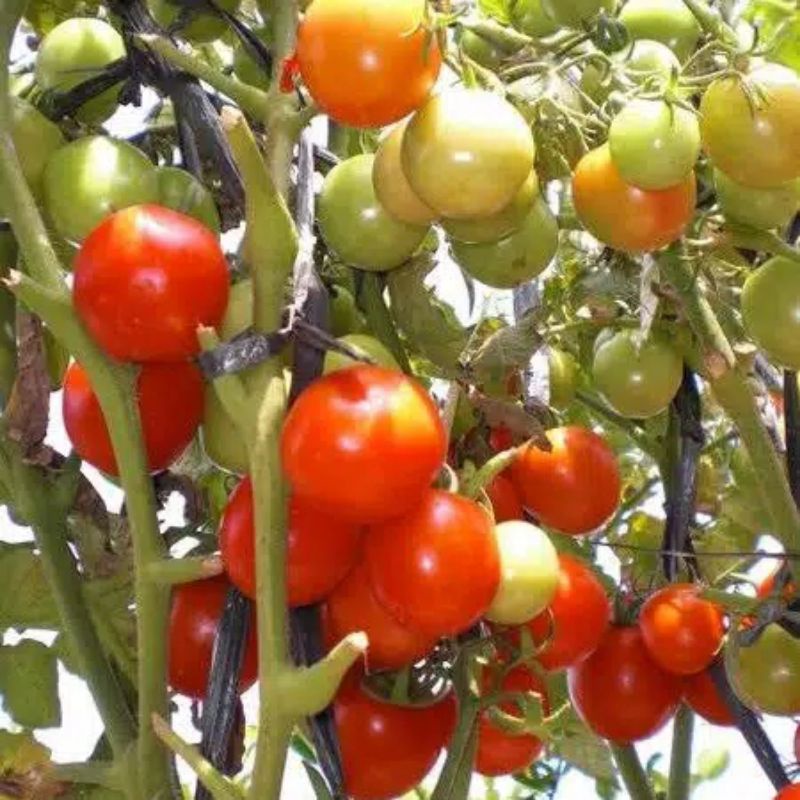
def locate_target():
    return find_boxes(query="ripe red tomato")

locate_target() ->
[476,665,549,777]
[525,554,611,671]
[168,575,258,699]
[568,626,682,743]
[296,0,442,129]
[776,786,800,800]
[281,365,447,523]
[509,426,621,535]
[683,668,735,727]
[73,204,230,362]
[218,477,363,608]
[365,489,500,638]
[572,144,696,252]
[63,360,203,476]
[334,674,454,800]
[486,474,523,522]
[323,561,436,671]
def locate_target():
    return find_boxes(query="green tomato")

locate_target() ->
[609,99,700,190]
[35,18,125,124]
[10,98,64,196]
[323,334,400,374]
[329,287,367,336]
[485,520,559,625]
[402,89,535,220]
[619,0,701,61]
[742,256,800,369]
[442,171,539,244]
[156,167,220,232]
[509,0,560,37]
[148,0,241,43]
[43,136,159,243]
[592,329,683,418]
[450,197,558,289]
[715,169,800,230]
[548,347,579,409]
[458,29,513,69]
[319,154,429,272]
[232,26,272,90]
[202,385,248,473]
[542,0,615,27]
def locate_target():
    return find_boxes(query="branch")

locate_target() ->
[145,555,223,585]
[667,705,694,800]
[610,745,656,800]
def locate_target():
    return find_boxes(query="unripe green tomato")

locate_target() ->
[232,26,272,91]
[319,154,429,272]
[458,29,512,69]
[548,347,579,409]
[619,0,701,62]
[156,167,220,233]
[450,197,558,289]
[329,287,367,336]
[10,97,64,196]
[35,18,125,124]
[148,0,242,43]
[202,385,248,473]
[542,0,615,27]
[609,99,700,190]
[714,169,800,230]
[485,520,559,625]
[43,136,159,243]
[509,0,559,37]
[592,329,683,418]
[219,279,253,340]
[323,334,400,374]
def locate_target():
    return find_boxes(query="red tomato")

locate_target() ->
[489,424,515,452]
[683,668,735,727]
[323,561,436,671]
[639,584,725,676]
[776,786,800,800]
[365,489,500,638]
[218,477,363,608]
[73,204,229,361]
[476,665,549,777]
[509,426,621,535]
[335,674,454,800]
[757,565,797,600]
[486,474,524,522]
[568,625,682,743]
[296,0,442,129]
[63,360,203,476]
[572,144,696,253]
[281,365,446,523]
[525,554,611,671]
[168,575,258,699]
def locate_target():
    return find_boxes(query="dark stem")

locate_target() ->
[783,369,800,510]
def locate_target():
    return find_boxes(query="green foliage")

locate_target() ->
[0,639,60,728]
[478,0,512,24]
[0,544,60,630]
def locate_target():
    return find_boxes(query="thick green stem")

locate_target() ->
[667,705,694,800]
[611,744,656,800]
[145,555,223,586]
[679,0,740,44]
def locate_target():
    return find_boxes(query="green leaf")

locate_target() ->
[24,0,101,35]
[301,762,334,800]
[64,785,126,800]
[0,640,60,728]
[693,745,730,783]
[0,544,59,630]
[478,0,511,24]
[552,730,616,782]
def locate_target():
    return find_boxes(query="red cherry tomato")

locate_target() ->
[486,474,524,522]
[63,360,203,476]
[168,575,258,699]
[776,786,800,800]
[73,204,229,361]
[218,477,363,608]
[281,365,447,523]
[568,625,682,743]
[683,668,735,727]
[509,426,621,535]
[489,424,515,452]
[365,489,500,638]
[639,583,725,676]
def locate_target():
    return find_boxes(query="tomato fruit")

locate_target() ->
[683,668,735,726]
[202,386,248,474]
[509,0,559,37]
[485,521,559,626]
[323,334,400,374]
[569,625,682,743]
[776,787,800,800]
[619,0,701,61]
[365,489,500,638]
[281,365,446,523]
[573,144,696,252]
[742,256,800,370]
[156,167,220,233]
[458,29,515,69]
[43,136,159,244]
[541,0,614,27]
[450,197,558,289]
[548,347,579,409]
[168,575,257,698]
[296,0,442,129]
[329,286,367,337]
[592,329,683,418]
[714,169,800,230]
[148,0,241,43]
[233,26,272,91]
[701,64,800,188]
[319,155,429,272]
[486,474,523,523]
[756,565,796,600]
[510,426,621,535]
[9,97,64,197]
[489,424,515,453]
[35,18,125,123]
[63,360,203,476]
[73,204,229,362]
[402,89,535,220]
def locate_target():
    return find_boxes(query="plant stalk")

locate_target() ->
[610,744,656,800]
[667,705,694,800]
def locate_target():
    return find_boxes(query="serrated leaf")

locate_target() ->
[24,0,101,35]
[478,0,511,23]
[0,640,60,729]
[0,544,59,630]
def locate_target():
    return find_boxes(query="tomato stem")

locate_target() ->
[610,744,657,800]
[678,0,739,46]
[144,555,224,586]
[666,704,694,800]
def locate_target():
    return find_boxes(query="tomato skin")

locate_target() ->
[156,167,220,233]
[63,360,203,476]
[510,0,559,37]
[73,204,230,362]
[619,0,701,61]
[776,787,800,800]
[149,0,241,42]
[9,97,64,198]
[486,474,524,523]
[568,625,682,743]
[542,0,614,27]
[281,365,446,524]
[573,144,696,252]
[168,575,258,699]
[365,489,500,638]
[548,347,578,409]
[296,0,441,129]
[323,334,400,374]
[714,169,800,230]
[756,566,796,600]
[683,668,735,726]
[510,426,621,535]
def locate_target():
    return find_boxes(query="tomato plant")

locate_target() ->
[541,0,614,27]
[155,167,221,233]
[548,347,579,409]
[618,0,702,61]
[683,669,735,727]
[148,0,241,43]
[322,334,400,374]
[510,0,559,37]
[486,473,524,523]
[8,97,64,199]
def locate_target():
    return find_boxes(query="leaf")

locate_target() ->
[0,544,59,630]
[0,640,60,729]
[478,0,511,23]
[63,785,125,800]
[24,0,102,35]
[693,745,730,783]
[552,729,616,782]
[301,762,334,800]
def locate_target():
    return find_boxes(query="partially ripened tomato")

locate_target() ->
[486,474,524,523]
[510,426,621,535]
[63,360,204,476]
[281,365,446,523]
[168,575,258,699]
[714,169,800,230]
[365,489,500,638]
[323,334,400,374]
[218,478,363,608]
[572,144,696,252]
[296,0,442,129]
[73,204,230,362]
[683,668,735,726]
[156,167,221,233]
[568,625,682,743]
[618,0,701,61]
